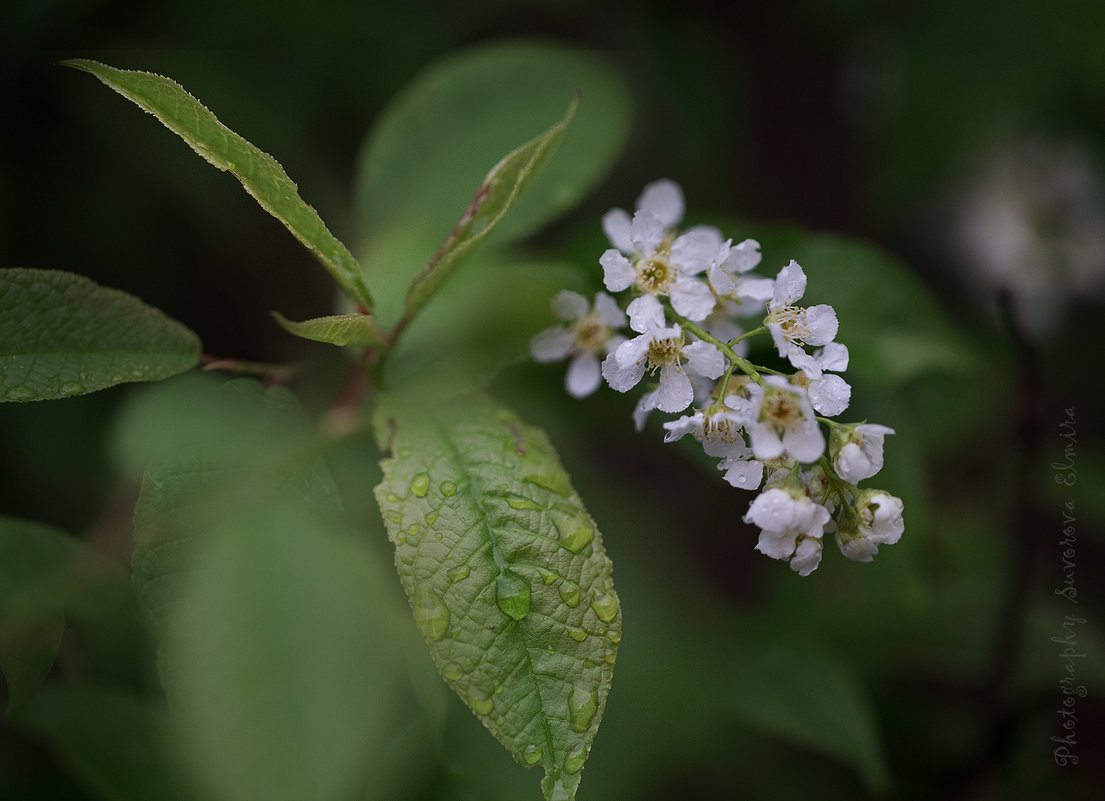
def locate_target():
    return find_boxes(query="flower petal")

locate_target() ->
[601,207,634,254]
[630,209,665,256]
[720,457,764,490]
[670,229,719,275]
[789,537,823,575]
[749,422,785,461]
[683,340,726,379]
[565,352,601,398]
[657,365,694,413]
[626,294,667,333]
[551,289,589,321]
[600,249,636,292]
[636,178,684,228]
[593,291,627,329]
[530,327,574,362]
[632,388,660,431]
[670,277,716,321]
[804,304,839,345]
[601,350,645,392]
[782,419,826,462]
[808,374,851,416]
[772,260,807,307]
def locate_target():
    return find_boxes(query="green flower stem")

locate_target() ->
[729,325,767,347]
[671,312,765,387]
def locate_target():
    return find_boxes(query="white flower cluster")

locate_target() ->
[531,179,905,576]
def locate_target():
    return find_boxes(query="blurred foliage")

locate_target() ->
[3,2,1105,801]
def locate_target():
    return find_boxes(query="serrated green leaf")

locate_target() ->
[402,96,577,321]
[373,393,619,801]
[13,686,193,801]
[0,268,200,402]
[62,59,372,308]
[355,41,630,327]
[271,310,381,347]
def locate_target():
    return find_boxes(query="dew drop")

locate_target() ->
[558,580,581,608]
[523,744,542,765]
[386,510,402,523]
[564,743,587,774]
[559,522,594,554]
[410,472,430,498]
[424,510,438,525]
[442,663,464,681]
[440,481,457,497]
[607,630,622,645]
[412,585,449,642]
[406,523,421,543]
[538,567,559,585]
[386,493,400,503]
[590,592,618,623]
[4,385,34,401]
[506,495,542,511]
[447,564,470,583]
[568,685,598,732]
[567,626,587,642]
[523,472,572,496]
[468,689,493,716]
[495,569,531,620]
[58,382,84,396]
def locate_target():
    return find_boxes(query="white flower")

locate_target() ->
[744,487,830,574]
[764,260,839,371]
[789,536,824,576]
[745,376,825,463]
[708,238,776,316]
[832,423,896,483]
[530,290,626,398]
[599,180,718,321]
[836,490,905,562]
[601,295,725,413]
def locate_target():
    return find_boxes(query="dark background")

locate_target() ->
[3,1,1104,799]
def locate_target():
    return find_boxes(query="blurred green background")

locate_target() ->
[3,1,1104,800]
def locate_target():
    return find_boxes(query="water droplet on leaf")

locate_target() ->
[507,495,542,511]
[440,481,457,497]
[558,580,581,608]
[523,744,542,764]
[568,685,598,732]
[4,385,34,401]
[560,523,594,553]
[564,743,587,774]
[410,472,430,498]
[447,564,470,583]
[468,689,493,716]
[538,567,559,585]
[591,592,618,623]
[412,585,449,642]
[567,626,587,642]
[424,510,438,525]
[495,570,531,620]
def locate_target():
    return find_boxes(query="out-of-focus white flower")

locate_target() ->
[951,135,1105,338]
[530,290,626,398]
